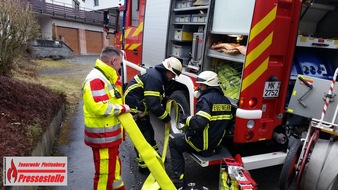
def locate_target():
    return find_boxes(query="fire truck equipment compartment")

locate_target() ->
[293,52,332,80]
[174,28,193,41]
[217,63,241,100]
[288,76,338,125]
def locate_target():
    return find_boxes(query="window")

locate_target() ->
[118,10,123,31]
[94,0,99,6]
[131,0,139,26]
[73,0,80,9]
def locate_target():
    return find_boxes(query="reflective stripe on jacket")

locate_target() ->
[82,59,124,148]
[124,64,171,123]
[185,87,233,152]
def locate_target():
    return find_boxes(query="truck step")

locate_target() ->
[189,146,232,167]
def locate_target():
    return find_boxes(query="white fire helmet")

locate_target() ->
[162,57,183,77]
[196,71,220,87]
[193,90,201,98]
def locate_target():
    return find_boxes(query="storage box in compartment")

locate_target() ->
[176,0,195,9]
[174,28,193,41]
[175,15,191,23]
[191,14,207,23]
[172,45,191,58]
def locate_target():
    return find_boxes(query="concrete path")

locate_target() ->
[51,55,282,190]
[53,55,137,190]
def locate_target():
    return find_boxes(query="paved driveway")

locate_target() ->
[52,55,282,190]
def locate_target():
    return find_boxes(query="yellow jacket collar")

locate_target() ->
[95,59,119,84]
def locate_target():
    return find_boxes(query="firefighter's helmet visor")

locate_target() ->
[172,67,181,76]
[196,77,206,83]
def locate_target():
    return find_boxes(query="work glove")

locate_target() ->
[121,104,130,114]
[161,96,169,108]
[179,114,189,124]
[132,112,146,121]
[165,121,172,129]
[132,114,138,121]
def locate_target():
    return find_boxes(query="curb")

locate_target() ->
[31,104,65,156]
[9,104,65,190]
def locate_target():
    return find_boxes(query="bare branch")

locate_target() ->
[0,0,39,75]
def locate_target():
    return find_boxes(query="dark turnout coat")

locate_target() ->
[185,86,233,152]
[124,64,171,123]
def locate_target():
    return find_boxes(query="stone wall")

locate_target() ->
[29,40,74,60]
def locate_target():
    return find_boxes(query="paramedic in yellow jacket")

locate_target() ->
[82,46,130,190]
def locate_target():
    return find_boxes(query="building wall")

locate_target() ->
[45,0,85,8]
[45,0,123,10]
[79,29,87,54]
[52,19,103,31]
[84,0,123,10]
[37,18,112,55]
[34,0,117,55]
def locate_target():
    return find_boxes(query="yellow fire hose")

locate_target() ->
[117,100,178,190]
[141,100,178,190]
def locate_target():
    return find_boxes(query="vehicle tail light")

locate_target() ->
[239,97,258,108]
[239,97,244,107]
[248,98,257,108]
[244,131,254,141]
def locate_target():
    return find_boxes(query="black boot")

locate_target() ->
[171,172,185,189]
[137,155,150,175]
[138,166,150,175]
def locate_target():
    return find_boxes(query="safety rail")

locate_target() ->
[311,67,338,133]
[292,68,338,189]
[27,0,116,27]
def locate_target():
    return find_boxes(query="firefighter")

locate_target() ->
[124,57,183,174]
[169,71,234,188]
[82,45,129,190]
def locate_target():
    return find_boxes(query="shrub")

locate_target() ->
[0,0,40,75]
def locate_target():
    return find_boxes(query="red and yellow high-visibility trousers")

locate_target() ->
[92,147,125,190]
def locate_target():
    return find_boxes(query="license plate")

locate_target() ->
[263,81,280,98]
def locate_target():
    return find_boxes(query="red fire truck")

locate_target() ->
[107,0,338,189]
